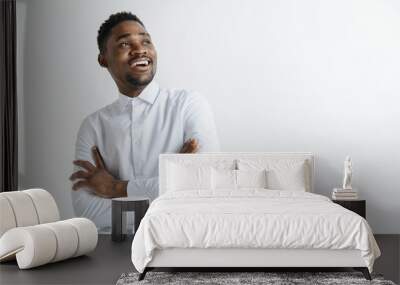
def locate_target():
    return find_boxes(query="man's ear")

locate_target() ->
[98,53,108,68]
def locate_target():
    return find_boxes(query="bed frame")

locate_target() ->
[141,248,370,280]
[139,153,371,280]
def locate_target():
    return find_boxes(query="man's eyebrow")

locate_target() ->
[115,32,150,41]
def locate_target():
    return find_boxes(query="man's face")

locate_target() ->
[100,21,157,89]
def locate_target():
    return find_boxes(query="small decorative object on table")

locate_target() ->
[332,188,358,200]
[332,155,358,200]
[342,155,353,190]
[332,156,366,218]
[112,196,149,242]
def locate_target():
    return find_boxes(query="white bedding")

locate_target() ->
[131,189,380,273]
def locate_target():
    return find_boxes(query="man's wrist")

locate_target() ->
[113,180,128,198]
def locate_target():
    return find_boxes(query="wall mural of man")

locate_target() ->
[69,12,220,232]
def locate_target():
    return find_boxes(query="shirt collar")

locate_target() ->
[117,81,160,110]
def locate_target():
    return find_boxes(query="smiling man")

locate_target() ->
[69,12,219,232]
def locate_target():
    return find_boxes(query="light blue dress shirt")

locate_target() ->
[71,81,220,232]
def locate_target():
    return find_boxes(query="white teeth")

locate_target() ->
[132,59,149,67]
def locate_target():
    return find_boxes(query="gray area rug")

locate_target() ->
[116,272,396,285]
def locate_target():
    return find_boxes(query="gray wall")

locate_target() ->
[17,0,400,233]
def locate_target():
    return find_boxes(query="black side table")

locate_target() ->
[332,199,366,219]
[112,196,149,242]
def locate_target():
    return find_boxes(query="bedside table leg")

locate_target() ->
[134,201,149,235]
[112,202,124,242]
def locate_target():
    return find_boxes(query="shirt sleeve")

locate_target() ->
[71,117,112,232]
[125,177,159,201]
[183,92,220,152]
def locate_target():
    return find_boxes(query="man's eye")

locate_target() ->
[120,42,130,48]
[143,40,152,45]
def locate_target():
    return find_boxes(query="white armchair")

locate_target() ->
[0,189,97,269]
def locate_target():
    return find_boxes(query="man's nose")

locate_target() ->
[129,44,147,56]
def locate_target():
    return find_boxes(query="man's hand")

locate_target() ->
[180,138,199,153]
[70,146,127,198]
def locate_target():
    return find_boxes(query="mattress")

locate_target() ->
[131,189,380,273]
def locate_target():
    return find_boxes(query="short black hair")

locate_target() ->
[97,12,145,53]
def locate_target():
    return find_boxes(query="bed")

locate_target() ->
[131,153,380,280]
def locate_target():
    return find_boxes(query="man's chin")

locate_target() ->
[126,74,154,87]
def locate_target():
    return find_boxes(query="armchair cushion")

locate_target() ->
[0,218,97,269]
[0,189,97,269]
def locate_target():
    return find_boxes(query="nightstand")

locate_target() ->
[111,196,150,242]
[332,199,366,219]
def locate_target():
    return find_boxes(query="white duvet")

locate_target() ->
[131,189,380,273]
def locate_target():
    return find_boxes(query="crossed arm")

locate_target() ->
[71,92,219,203]
[69,139,198,198]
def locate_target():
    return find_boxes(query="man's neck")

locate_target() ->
[119,84,147,98]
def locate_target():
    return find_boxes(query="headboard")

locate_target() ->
[159,152,314,195]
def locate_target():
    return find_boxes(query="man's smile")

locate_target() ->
[128,56,152,72]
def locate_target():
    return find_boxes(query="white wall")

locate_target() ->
[17,0,400,233]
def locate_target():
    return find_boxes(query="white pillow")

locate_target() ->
[212,168,237,190]
[236,169,268,189]
[237,159,308,191]
[268,163,306,191]
[166,162,212,191]
[211,169,268,190]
